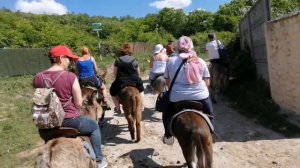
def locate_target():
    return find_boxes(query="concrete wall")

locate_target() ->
[265,13,300,115]
[239,0,271,81]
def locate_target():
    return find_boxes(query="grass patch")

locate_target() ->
[0,75,41,168]
[226,78,300,137]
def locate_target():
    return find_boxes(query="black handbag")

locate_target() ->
[155,59,187,112]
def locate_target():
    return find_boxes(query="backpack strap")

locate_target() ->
[41,71,65,88]
[52,71,65,86]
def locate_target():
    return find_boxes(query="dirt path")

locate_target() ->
[100,78,300,168]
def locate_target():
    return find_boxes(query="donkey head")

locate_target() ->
[81,89,103,121]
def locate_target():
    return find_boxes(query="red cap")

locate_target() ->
[49,45,79,61]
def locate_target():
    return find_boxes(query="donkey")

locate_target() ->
[209,63,229,103]
[150,75,167,94]
[170,101,213,168]
[35,83,104,168]
[118,85,142,142]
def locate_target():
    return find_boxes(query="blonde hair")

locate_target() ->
[81,47,89,55]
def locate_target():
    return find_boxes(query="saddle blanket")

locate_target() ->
[169,109,214,136]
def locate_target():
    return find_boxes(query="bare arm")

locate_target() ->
[113,66,118,78]
[137,66,141,75]
[72,77,82,109]
[165,79,169,87]
[149,56,154,68]
[91,57,99,75]
[203,78,210,87]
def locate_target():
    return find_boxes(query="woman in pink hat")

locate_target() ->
[161,37,214,145]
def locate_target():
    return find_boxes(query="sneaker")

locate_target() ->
[102,102,111,111]
[162,135,174,145]
[114,107,121,114]
[97,159,108,168]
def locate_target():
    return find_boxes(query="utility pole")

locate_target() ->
[92,23,102,61]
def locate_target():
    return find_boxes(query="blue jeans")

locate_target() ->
[62,116,103,162]
[79,75,102,89]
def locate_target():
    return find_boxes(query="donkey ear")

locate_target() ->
[101,71,107,79]
[90,90,98,105]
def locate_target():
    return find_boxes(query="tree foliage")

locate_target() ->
[0,0,298,54]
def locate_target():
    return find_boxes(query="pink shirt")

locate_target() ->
[33,70,80,119]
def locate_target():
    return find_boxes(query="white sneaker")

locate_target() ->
[97,158,108,168]
[162,136,174,145]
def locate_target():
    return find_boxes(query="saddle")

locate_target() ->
[172,101,203,112]
[120,82,136,89]
[39,127,96,160]
[168,101,214,134]
[38,127,80,142]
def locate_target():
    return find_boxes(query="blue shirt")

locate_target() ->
[77,58,95,78]
[164,54,210,102]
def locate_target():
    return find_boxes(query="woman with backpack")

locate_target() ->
[109,43,145,114]
[33,45,108,168]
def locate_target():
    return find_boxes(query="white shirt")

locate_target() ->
[206,40,221,60]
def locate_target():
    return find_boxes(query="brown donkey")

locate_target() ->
[119,86,142,142]
[35,87,103,168]
[172,102,213,168]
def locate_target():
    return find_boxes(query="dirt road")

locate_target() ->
[100,80,300,168]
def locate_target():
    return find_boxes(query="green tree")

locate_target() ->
[185,10,214,35]
[157,8,187,38]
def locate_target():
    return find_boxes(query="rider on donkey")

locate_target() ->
[162,36,214,145]
[148,44,168,93]
[110,43,145,114]
[76,46,111,110]
[33,45,108,168]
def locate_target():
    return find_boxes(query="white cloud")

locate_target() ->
[15,0,68,15]
[149,0,192,9]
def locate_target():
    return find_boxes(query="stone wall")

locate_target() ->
[265,13,300,115]
[239,0,271,81]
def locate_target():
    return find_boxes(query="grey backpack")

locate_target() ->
[32,71,68,129]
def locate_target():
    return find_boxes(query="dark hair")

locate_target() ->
[120,43,132,56]
[208,33,215,39]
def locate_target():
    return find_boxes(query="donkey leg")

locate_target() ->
[125,114,135,140]
[178,140,197,168]
[134,95,142,142]
[203,135,213,168]
[135,108,142,142]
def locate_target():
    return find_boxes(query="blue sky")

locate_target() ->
[0,0,232,18]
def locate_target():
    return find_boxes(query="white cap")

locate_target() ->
[153,44,164,54]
